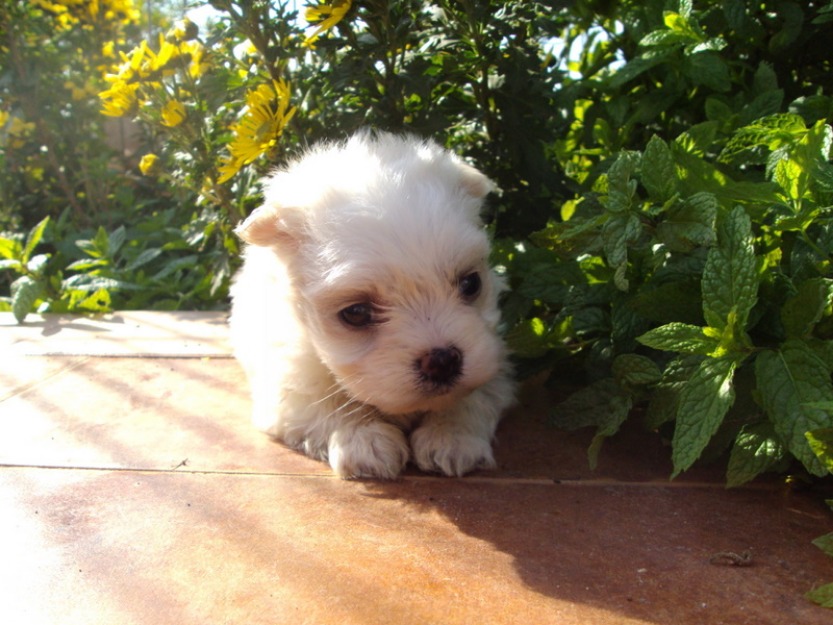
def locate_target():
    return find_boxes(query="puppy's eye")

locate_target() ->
[458,272,482,302]
[339,303,375,328]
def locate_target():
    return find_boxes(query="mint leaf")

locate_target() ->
[806,428,833,474]
[554,378,624,431]
[812,533,833,558]
[806,583,833,608]
[726,422,785,488]
[672,356,737,477]
[685,51,730,92]
[602,212,641,291]
[588,392,632,470]
[641,135,677,203]
[22,216,50,264]
[629,280,704,325]
[11,275,43,323]
[782,278,833,339]
[656,192,717,252]
[644,356,702,429]
[554,376,635,469]
[612,353,661,389]
[755,341,833,476]
[637,322,719,355]
[702,206,758,330]
[605,151,640,213]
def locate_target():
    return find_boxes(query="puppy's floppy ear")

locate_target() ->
[456,161,495,199]
[234,204,304,248]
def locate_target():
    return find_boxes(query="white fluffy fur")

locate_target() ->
[229,131,515,479]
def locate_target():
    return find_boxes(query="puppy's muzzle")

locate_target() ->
[416,345,463,390]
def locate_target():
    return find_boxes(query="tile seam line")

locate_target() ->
[0,464,780,490]
[0,355,92,402]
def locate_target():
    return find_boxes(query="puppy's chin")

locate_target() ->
[325,343,503,417]
[361,383,475,416]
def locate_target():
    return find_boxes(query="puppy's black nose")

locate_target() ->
[417,346,463,386]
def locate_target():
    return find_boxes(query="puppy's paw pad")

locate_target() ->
[329,422,409,480]
[411,424,496,477]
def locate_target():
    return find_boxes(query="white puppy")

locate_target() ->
[229,131,515,479]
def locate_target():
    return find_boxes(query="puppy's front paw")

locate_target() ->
[328,421,409,480]
[411,421,496,477]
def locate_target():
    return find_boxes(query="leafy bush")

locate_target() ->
[497,0,833,487]
[2,0,832,491]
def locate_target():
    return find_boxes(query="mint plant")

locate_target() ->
[517,111,833,485]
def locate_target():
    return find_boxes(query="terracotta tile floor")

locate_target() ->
[1,311,831,625]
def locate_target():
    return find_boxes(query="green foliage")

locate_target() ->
[495,0,833,488]
[2,0,833,491]
[809,498,833,609]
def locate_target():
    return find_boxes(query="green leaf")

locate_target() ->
[612,353,661,389]
[554,378,624,431]
[656,192,717,252]
[65,258,109,272]
[628,280,704,325]
[812,532,833,557]
[641,135,677,203]
[671,144,781,205]
[806,583,833,608]
[645,356,702,429]
[11,275,43,324]
[555,378,634,471]
[755,341,833,476]
[77,226,110,259]
[151,254,198,280]
[685,51,730,92]
[23,217,50,264]
[506,317,556,358]
[605,151,640,213]
[588,391,632,470]
[637,322,719,355]
[773,156,808,202]
[76,288,112,313]
[672,357,737,477]
[123,247,163,273]
[726,422,786,487]
[602,213,641,291]
[806,428,833,474]
[0,236,23,261]
[702,206,758,331]
[108,226,127,257]
[782,278,833,339]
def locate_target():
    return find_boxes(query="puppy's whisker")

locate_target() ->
[310,381,350,407]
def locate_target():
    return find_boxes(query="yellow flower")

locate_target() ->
[0,111,8,128]
[303,0,352,47]
[8,117,35,137]
[180,40,208,79]
[161,100,186,127]
[99,79,139,116]
[151,36,180,73]
[139,153,159,176]
[165,18,199,43]
[218,79,297,183]
[6,117,36,148]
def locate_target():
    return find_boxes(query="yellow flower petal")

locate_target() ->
[161,100,186,127]
[218,80,296,181]
[139,153,159,176]
[303,0,352,47]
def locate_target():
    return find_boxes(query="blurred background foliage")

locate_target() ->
[2,0,833,490]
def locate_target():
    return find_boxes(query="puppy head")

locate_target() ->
[236,132,504,414]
